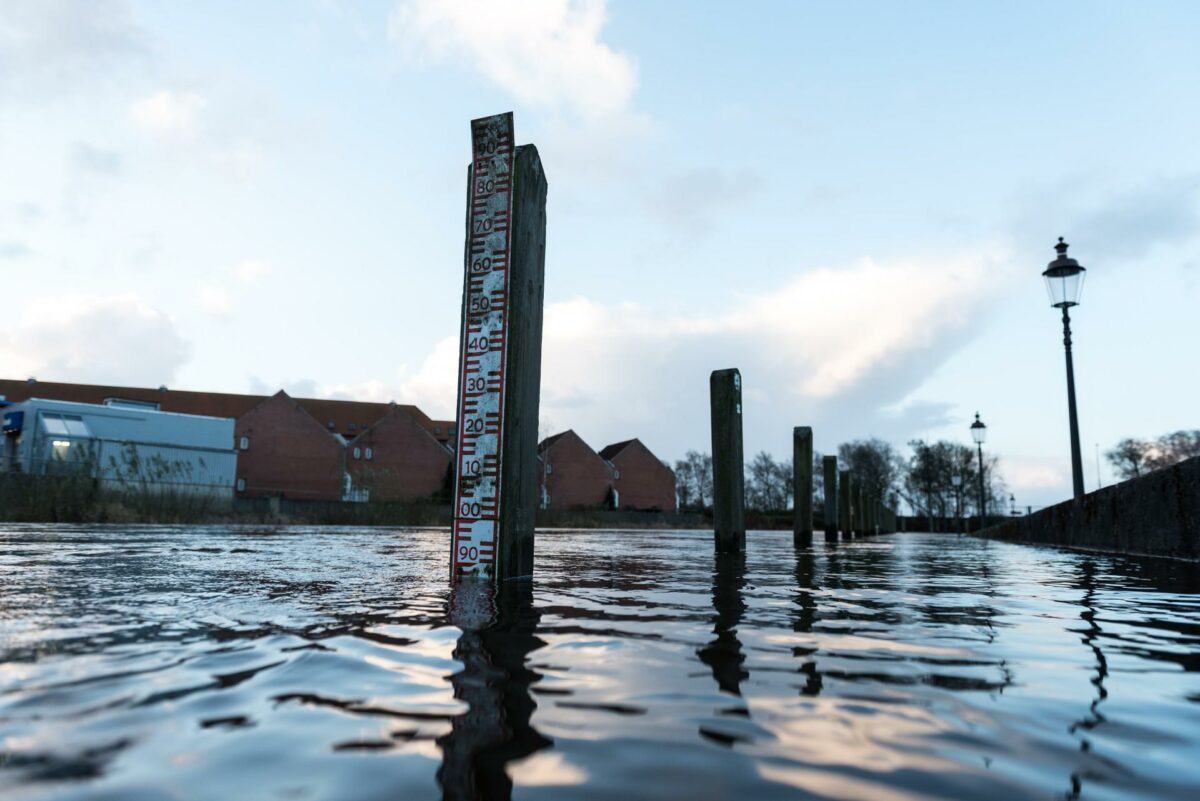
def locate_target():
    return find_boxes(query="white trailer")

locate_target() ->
[1,398,237,499]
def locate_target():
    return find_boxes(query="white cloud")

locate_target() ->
[196,284,234,318]
[233,259,272,283]
[279,337,462,417]
[193,261,273,317]
[0,294,192,386]
[130,89,206,134]
[208,139,267,179]
[0,0,147,98]
[1004,457,1068,500]
[388,0,637,121]
[323,251,1009,459]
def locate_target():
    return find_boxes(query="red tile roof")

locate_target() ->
[0,378,449,443]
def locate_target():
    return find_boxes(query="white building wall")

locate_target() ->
[1,398,237,498]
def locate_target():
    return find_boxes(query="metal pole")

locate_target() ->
[976,442,986,531]
[1062,306,1085,499]
[955,486,961,534]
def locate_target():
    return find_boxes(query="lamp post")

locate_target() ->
[970,413,987,530]
[1043,237,1087,500]
[1009,493,1016,516]
[951,473,962,534]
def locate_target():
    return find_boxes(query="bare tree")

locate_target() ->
[838,438,903,507]
[745,451,790,511]
[1107,430,1200,479]
[1147,430,1200,471]
[901,439,1005,519]
[673,450,714,511]
[1105,438,1151,480]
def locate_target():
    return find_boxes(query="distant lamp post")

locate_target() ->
[970,413,987,529]
[1043,237,1087,500]
[1009,493,1017,516]
[951,473,963,533]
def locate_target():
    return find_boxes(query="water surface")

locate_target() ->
[1,526,1198,800]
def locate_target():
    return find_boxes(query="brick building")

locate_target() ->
[346,406,452,502]
[538,430,615,510]
[2,378,672,511]
[235,391,346,501]
[599,439,677,512]
[0,378,452,447]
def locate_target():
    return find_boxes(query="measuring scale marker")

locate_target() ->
[451,112,515,579]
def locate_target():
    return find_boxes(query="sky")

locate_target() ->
[2,0,1198,509]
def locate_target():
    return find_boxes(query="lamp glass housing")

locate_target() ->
[970,416,987,445]
[1043,265,1086,308]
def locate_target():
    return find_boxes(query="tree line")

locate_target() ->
[1105,429,1199,480]
[673,438,1008,516]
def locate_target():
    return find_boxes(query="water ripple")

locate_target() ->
[1,525,1198,800]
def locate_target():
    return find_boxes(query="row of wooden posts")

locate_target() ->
[710,368,898,553]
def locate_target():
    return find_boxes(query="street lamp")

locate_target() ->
[951,473,963,533]
[1009,493,1017,516]
[1043,237,1086,500]
[970,412,987,529]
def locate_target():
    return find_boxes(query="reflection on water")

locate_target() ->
[439,580,549,801]
[697,553,747,698]
[1,525,1199,800]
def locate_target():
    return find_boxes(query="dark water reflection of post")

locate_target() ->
[697,553,748,696]
[793,548,823,696]
[1067,559,1108,801]
[437,580,551,801]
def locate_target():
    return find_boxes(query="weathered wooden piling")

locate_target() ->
[823,456,839,540]
[450,112,547,582]
[838,470,853,538]
[710,369,746,553]
[793,427,813,546]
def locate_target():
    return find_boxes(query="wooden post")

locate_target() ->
[793,427,813,546]
[710,368,745,553]
[450,113,547,582]
[838,470,853,539]
[823,456,839,540]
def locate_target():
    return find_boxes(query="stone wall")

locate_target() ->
[982,456,1199,559]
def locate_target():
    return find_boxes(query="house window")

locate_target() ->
[349,423,357,432]
[236,478,246,492]
[239,436,249,450]
[545,463,552,474]
[613,469,620,479]
[352,447,361,460]
[434,426,442,436]
[365,448,373,461]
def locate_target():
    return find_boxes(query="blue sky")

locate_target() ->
[2,0,1198,508]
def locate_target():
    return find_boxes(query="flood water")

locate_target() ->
[1,526,1198,801]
